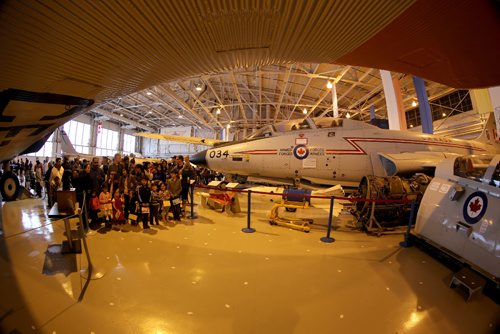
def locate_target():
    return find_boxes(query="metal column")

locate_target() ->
[413,76,433,134]
[380,70,403,130]
[369,105,376,120]
[332,83,339,118]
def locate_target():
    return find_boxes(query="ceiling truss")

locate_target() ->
[89,63,455,135]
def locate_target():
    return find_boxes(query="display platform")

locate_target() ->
[0,195,498,333]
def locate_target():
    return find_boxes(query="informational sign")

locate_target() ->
[208,181,222,187]
[302,158,316,169]
[439,184,451,194]
[295,138,308,145]
[429,182,440,192]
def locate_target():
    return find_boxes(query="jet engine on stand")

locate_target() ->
[351,174,432,235]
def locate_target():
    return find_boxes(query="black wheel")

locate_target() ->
[1,171,20,201]
[285,207,297,212]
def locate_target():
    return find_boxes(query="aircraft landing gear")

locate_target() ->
[1,170,20,201]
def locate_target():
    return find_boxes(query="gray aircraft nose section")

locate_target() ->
[190,150,207,167]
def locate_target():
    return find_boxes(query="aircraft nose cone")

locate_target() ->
[190,150,207,167]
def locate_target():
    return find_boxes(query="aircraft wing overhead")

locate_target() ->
[134,132,225,147]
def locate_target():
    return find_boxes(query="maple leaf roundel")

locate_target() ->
[463,191,488,225]
[293,145,309,160]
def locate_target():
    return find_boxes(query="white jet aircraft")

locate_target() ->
[187,116,500,188]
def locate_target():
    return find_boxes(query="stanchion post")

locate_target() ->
[79,208,105,280]
[320,196,336,243]
[242,190,255,233]
[61,218,74,252]
[400,200,416,248]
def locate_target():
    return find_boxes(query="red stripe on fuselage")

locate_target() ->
[235,150,277,155]
[234,137,484,157]
[326,137,485,155]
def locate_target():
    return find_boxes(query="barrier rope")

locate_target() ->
[194,184,415,204]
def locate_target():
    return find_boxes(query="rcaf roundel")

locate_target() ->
[463,191,488,225]
[293,145,309,160]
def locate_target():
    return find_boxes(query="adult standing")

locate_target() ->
[34,161,43,197]
[89,157,105,194]
[136,177,151,229]
[180,156,195,218]
[167,171,182,221]
[62,160,72,190]
[76,164,92,229]
[49,158,64,206]
[120,168,135,222]
[108,153,123,191]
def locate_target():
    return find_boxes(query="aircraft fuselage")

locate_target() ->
[193,119,496,186]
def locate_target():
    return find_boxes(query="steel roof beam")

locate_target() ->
[93,105,156,132]
[229,71,247,123]
[287,64,320,120]
[177,82,224,128]
[304,66,351,119]
[160,85,215,131]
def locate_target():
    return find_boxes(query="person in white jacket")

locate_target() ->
[49,158,64,206]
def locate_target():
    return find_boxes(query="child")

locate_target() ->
[112,189,125,224]
[89,191,100,228]
[150,183,162,226]
[160,182,170,223]
[99,184,112,227]
[136,177,151,229]
[127,189,137,225]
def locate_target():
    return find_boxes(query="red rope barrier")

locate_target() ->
[194,185,414,204]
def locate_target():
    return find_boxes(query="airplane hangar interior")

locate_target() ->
[1,1,499,333]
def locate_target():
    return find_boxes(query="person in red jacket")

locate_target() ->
[112,189,125,224]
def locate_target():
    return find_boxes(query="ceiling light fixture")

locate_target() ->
[178,115,183,118]
[227,124,231,129]
[346,112,351,119]
[146,92,152,96]
[327,81,333,89]
[442,112,446,117]
[412,101,417,107]
[302,108,307,114]
[216,108,221,115]
[148,111,152,114]
[410,124,414,128]
[120,113,123,117]
[195,84,202,91]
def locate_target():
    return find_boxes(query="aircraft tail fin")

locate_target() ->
[59,129,79,155]
[475,113,500,152]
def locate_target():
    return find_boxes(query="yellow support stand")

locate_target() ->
[269,200,313,233]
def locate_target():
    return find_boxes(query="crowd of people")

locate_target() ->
[6,154,224,230]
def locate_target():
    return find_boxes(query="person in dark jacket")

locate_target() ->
[136,177,151,229]
[62,161,72,190]
[75,164,92,230]
[167,172,182,221]
[89,157,105,194]
[180,157,195,218]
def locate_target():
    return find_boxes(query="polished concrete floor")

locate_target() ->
[0,193,498,333]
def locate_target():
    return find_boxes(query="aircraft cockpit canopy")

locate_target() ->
[246,125,276,139]
[453,154,500,187]
[313,118,344,128]
[247,117,375,139]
